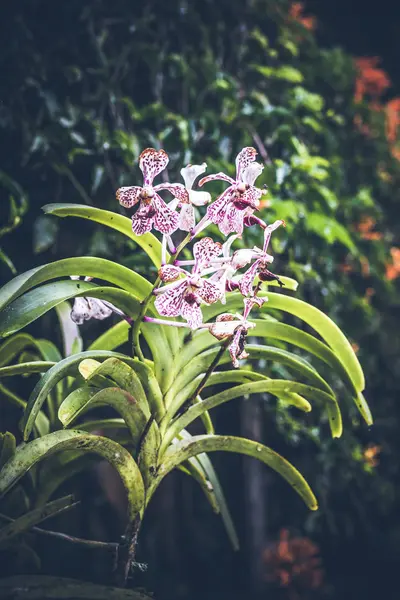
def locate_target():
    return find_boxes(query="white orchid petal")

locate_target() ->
[241,162,264,186]
[180,163,207,190]
[189,190,211,206]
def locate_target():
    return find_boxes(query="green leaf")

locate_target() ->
[0,430,145,521]
[152,435,318,511]
[55,301,83,356]
[179,429,239,550]
[252,64,304,83]
[162,379,341,451]
[33,215,59,254]
[85,358,149,417]
[0,362,55,378]
[204,292,365,394]
[251,320,358,394]
[58,387,147,445]
[0,495,77,546]
[0,256,151,314]
[42,204,164,267]
[0,281,140,338]
[19,350,152,441]
[0,432,16,468]
[0,334,39,367]
[0,383,50,438]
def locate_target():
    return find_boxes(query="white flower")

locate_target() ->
[177,163,212,231]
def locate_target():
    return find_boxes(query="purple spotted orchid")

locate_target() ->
[207,297,265,367]
[239,220,285,296]
[116,148,189,236]
[154,238,223,329]
[192,147,267,236]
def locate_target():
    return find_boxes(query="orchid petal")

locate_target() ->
[189,190,211,207]
[229,327,244,368]
[263,219,285,252]
[193,237,222,273]
[116,186,142,208]
[131,207,153,236]
[180,163,207,190]
[222,234,240,258]
[159,265,183,282]
[243,296,265,319]
[154,281,187,317]
[70,297,91,325]
[219,203,246,236]
[179,203,196,232]
[242,186,263,209]
[239,260,262,296]
[241,163,264,186]
[152,193,180,235]
[154,182,190,203]
[235,147,257,181]
[232,248,259,270]
[181,300,203,329]
[206,188,234,223]
[198,279,222,305]
[139,148,169,186]
[199,173,235,186]
[209,316,239,339]
[87,298,114,320]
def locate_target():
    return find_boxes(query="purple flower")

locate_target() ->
[196,147,267,236]
[207,297,265,367]
[239,220,285,296]
[116,148,189,236]
[154,238,223,329]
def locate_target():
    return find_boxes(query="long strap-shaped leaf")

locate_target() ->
[0,362,55,377]
[42,203,165,267]
[162,379,341,452]
[20,350,153,441]
[151,435,318,511]
[0,281,175,392]
[83,357,149,418]
[203,292,365,393]
[0,430,145,520]
[0,257,151,314]
[58,387,148,446]
[165,370,268,428]
[252,320,358,396]
[165,344,335,413]
[0,334,41,367]
[178,429,239,551]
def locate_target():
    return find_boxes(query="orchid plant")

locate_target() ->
[0,147,372,589]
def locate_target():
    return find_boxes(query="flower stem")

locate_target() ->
[131,233,191,360]
[180,338,230,413]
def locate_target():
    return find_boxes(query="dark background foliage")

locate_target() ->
[1,1,400,599]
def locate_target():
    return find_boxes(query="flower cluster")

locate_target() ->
[72,147,286,369]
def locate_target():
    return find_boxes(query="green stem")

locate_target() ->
[131,233,191,360]
[183,339,230,410]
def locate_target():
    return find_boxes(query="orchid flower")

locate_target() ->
[239,220,285,296]
[192,147,267,236]
[207,297,265,367]
[116,148,189,236]
[177,163,212,231]
[70,277,114,325]
[154,238,223,329]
